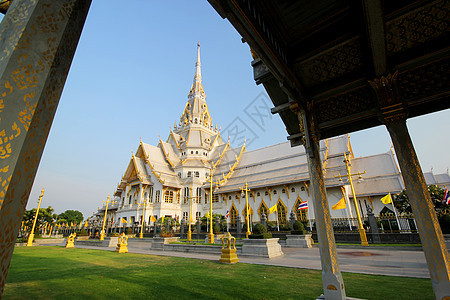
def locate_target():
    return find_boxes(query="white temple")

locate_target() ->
[97,43,422,228]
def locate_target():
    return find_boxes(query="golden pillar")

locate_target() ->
[26,188,45,247]
[369,72,450,298]
[292,104,346,299]
[208,171,215,244]
[187,188,193,241]
[100,195,115,241]
[138,199,146,239]
[240,181,251,238]
[343,153,369,246]
[0,1,91,294]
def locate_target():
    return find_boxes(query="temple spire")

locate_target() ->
[189,42,205,96]
[194,42,201,84]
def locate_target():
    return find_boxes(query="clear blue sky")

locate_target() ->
[6,1,447,218]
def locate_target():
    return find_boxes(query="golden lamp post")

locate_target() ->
[27,187,45,247]
[335,152,369,246]
[138,198,147,239]
[187,188,195,242]
[208,170,215,244]
[100,195,116,241]
[240,181,251,238]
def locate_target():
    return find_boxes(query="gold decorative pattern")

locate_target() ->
[386,0,449,55]
[314,86,374,124]
[0,0,91,294]
[387,120,450,296]
[397,57,450,101]
[305,129,346,298]
[216,143,246,186]
[159,137,175,168]
[296,37,363,88]
[212,140,229,169]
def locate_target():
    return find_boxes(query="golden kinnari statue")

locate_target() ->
[115,233,128,253]
[219,232,239,264]
[65,233,76,248]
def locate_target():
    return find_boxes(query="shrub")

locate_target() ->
[291,221,306,235]
[249,233,272,239]
[110,232,120,237]
[76,229,88,236]
[159,233,174,237]
[126,227,133,234]
[279,224,291,231]
[439,214,450,234]
[213,224,220,234]
[253,223,267,234]
[250,224,272,238]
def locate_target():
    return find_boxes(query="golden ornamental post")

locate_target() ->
[208,170,215,244]
[27,187,45,247]
[100,195,115,241]
[187,188,193,241]
[343,152,369,246]
[240,181,251,238]
[138,198,147,239]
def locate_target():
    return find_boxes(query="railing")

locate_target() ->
[306,213,418,234]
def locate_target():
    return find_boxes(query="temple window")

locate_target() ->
[164,190,174,203]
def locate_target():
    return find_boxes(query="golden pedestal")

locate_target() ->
[65,233,76,248]
[219,232,239,264]
[26,233,34,247]
[115,233,128,253]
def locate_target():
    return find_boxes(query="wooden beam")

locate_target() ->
[362,0,387,76]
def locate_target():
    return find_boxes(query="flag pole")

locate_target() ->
[276,210,279,231]
[391,196,401,231]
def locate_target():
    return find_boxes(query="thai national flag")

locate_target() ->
[225,210,230,219]
[444,188,450,205]
[298,201,308,210]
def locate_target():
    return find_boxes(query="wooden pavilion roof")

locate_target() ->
[208,0,450,145]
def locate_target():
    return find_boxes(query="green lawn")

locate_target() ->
[3,247,433,300]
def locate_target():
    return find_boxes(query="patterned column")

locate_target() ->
[386,117,450,299]
[0,0,91,294]
[293,105,346,299]
[307,136,346,299]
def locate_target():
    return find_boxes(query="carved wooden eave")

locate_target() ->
[208,0,450,144]
[216,143,246,186]
[159,137,175,169]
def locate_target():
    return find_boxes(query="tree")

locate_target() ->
[22,206,57,235]
[393,185,447,213]
[57,210,83,224]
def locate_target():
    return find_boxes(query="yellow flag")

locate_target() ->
[150,216,156,222]
[71,222,74,227]
[84,221,88,227]
[161,216,165,223]
[332,197,346,210]
[205,211,210,218]
[380,193,392,204]
[120,218,128,224]
[269,204,277,214]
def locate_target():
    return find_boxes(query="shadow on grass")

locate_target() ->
[4,246,432,300]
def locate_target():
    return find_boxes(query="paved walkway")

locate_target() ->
[66,240,430,279]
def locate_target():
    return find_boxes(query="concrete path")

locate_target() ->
[67,240,430,279]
